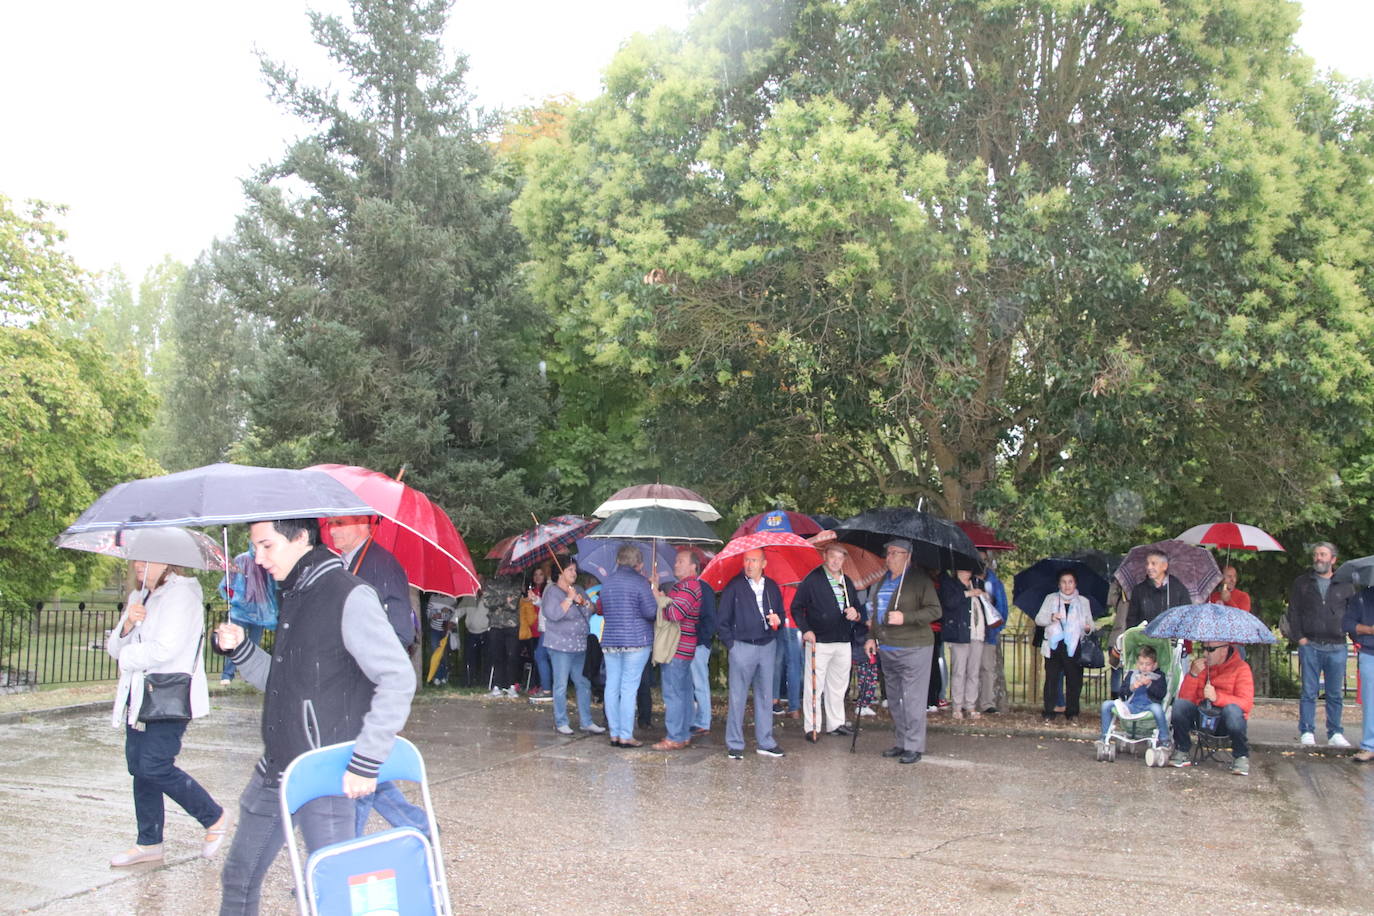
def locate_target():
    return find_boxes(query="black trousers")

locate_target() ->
[1043,643,1084,718]
[487,626,520,689]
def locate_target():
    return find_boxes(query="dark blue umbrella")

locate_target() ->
[61,463,374,532]
[1144,603,1276,644]
[1013,558,1111,620]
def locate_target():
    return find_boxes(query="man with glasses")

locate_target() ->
[1169,641,1255,775]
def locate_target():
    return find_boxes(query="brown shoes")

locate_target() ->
[1353,749,1374,763]
[651,738,689,750]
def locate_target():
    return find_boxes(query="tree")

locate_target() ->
[0,196,159,602]
[216,0,550,539]
[515,0,1374,547]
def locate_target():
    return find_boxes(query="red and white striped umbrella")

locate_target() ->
[1176,522,1284,552]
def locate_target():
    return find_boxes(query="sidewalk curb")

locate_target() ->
[0,701,107,725]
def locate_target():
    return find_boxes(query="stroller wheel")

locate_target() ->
[1095,740,1107,762]
[1106,743,1117,763]
[1145,747,1158,767]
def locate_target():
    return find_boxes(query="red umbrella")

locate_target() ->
[731,510,824,539]
[809,531,887,589]
[309,464,480,598]
[593,483,720,521]
[955,520,1017,552]
[700,531,821,591]
[1176,522,1284,552]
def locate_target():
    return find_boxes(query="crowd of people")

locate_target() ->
[101,514,1374,913]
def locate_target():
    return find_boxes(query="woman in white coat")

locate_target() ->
[1034,570,1097,725]
[106,559,230,866]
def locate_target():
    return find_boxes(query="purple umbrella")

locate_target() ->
[1114,539,1222,604]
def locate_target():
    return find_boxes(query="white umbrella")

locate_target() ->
[56,526,227,570]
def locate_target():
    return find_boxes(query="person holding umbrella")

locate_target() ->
[598,544,658,747]
[106,552,230,867]
[541,559,605,736]
[1169,642,1255,774]
[791,542,863,739]
[1035,571,1096,725]
[864,540,942,765]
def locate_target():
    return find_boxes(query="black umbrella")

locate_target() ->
[834,507,982,572]
[1334,556,1374,589]
[1012,558,1111,620]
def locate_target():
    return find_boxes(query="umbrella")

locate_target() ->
[485,534,519,561]
[1012,558,1111,620]
[499,515,599,574]
[56,526,227,570]
[955,520,1017,552]
[1063,548,1122,581]
[592,484,721,522]
[1177,522,1284,553]
[574,538,675,585]
[310,464,480,598]
[834,507,982,572]
[1114,539,1222,604]
[1334,556,1374,589]
[808,514,843,530]
[61,463,373,533]
[586,506,722,544]
[700,531,821,591]
[731,511,824,539]
[808,530,886,589]
[1144,603,1277,645]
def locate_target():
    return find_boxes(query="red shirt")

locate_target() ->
[1207,587,1252,613]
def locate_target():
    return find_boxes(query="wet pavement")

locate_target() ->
[5,692,1373,914]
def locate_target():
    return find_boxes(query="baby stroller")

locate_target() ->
[280,737,452,916]
[1096,624,1184,766]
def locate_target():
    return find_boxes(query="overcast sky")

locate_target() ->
[0,0,1367,284]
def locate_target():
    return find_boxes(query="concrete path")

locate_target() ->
[4,692,1372,914]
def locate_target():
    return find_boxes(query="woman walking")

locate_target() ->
[106,557,230,866]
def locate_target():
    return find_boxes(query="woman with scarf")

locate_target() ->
[938,567,997,720]
[106,556,230,866]
[1035,570,1098,724]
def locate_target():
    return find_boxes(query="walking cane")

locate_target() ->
[809,636,819,741]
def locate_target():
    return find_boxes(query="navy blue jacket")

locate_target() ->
[791,566,864,644]
[1343,585,1374,655]
[695,583,718,648]
[716,573,784,649]
[349,540,415,648]
[938,575,990,645]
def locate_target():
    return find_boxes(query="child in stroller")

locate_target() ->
[1096,626,1182,766]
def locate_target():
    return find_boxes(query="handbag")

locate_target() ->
[138,633,203,724]
[652,595,681,665]
[1075,631,1105,669]
[976,595,1003,628]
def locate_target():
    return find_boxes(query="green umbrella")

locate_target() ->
[585,506,722,545]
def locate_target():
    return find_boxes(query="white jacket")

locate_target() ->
[1035,592,1095,659]
[106,574,210,727]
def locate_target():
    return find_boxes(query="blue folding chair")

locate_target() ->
[279,737,452,916]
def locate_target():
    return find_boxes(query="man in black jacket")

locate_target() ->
[214,518,415,916]
[717,549,786,759]
[791,543,864,740]
[1289,541,1355,747]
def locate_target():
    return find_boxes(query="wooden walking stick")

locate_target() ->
[809,635,819,741]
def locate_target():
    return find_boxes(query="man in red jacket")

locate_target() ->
[1169,642,1255,775]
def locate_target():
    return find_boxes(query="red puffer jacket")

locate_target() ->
[1178,647,1254,718]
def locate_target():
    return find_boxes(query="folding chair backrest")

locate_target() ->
[282,737,424,815]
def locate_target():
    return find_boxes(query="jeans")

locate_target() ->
[1359,651,1374,752]
[772,627,803,710]
[1171,697,1249,758]
[550,648,593,729]
[220,769,355,916]
[124,721,222,846]
[534,636,552,692]
[222,623,264,681]
[355,780,429,835]
[690,643,712,731]
[661,655,695,742]
[1099,699,1168,743]
[726,641,777,751]
[1299,641,1346,737]
[603,646,650,741]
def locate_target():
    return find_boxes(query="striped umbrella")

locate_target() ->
[1176,522,1284,552]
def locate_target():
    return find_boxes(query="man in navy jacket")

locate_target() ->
[717,549,786,759]
[791,543,863,739]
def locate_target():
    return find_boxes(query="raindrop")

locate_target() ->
[1106,488,1144,530]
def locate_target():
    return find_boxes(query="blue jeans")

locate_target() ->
[1171,697,1249,758]
[550,648,594,729]
[534,635,552,691]
[222,623,264,681]
[124,721,222,846]
[1099,699,1168,743]
[355,780,429,835]
[726,641,777,752]
[661,655,694,742]
[1359,651,1374,752]
[691,643,712,731]
[772,627,803,711]
[603,646,650,741]
[1299,642,1347,737]
[220,769,355,915]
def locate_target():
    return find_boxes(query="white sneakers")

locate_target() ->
[856,706,876,717]
[1300,732,1316,746]
[1328,733,1352,748]
[582,723,607,734]
[110,844,163,867]
[554,724,574,735]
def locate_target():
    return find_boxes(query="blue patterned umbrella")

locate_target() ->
[1143,602,1277,644]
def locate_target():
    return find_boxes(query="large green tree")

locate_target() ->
[515,0,1374,546]
[0,197,159,603]
[216,0,549,539]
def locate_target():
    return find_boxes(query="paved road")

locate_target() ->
[4,693,1372,914]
